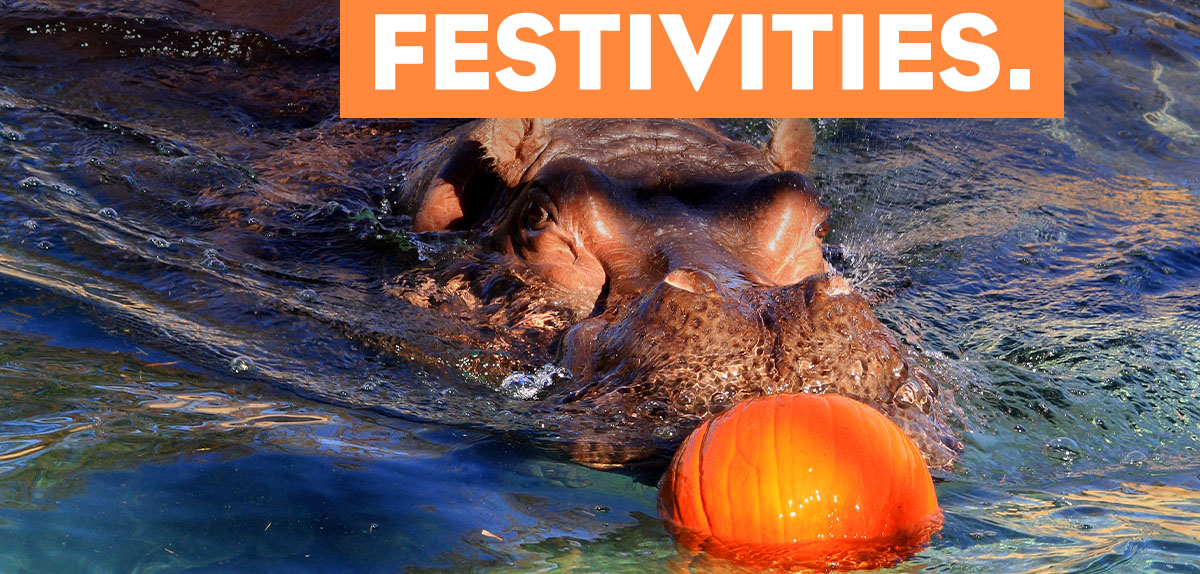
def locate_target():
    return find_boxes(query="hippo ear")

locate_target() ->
[766,118,815,174]
[413,119,550,232]
[477,118,550,187]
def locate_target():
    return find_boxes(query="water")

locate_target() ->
[1,0,1199,571]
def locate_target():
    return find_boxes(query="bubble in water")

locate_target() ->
[36,240,52,250]
[709,391,731,410]
[652,425,679,440]
[201,256,227,271]
[18,177,42,189]
[676,390,696,407]
[298,289,319,303]
[636,400,671,421]
[148,236,171,249]
[21,219,38,231]
[229,356,254,374]
[49,183,78,196]
[1121,450,1148,467]
[499,363,569,400]
[1042,437,1083,464]
[98,207,118,219]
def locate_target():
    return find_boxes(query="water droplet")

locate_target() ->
[298,289,319,303]
[229,356,254,374]
[1121,450,1148,467]
[98,207,118,219]
[1042,437,1083,464]
[148,236,171,249]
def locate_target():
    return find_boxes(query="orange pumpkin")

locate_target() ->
[658,393,942,571]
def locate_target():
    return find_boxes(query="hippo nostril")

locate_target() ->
[663,268,720,295]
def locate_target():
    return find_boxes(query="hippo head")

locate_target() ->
[402,119,960,470]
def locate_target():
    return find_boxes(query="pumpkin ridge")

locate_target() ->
[696,401,729,538]
[877,403,897,539]
[689,417,713,534]
[766,396,781,546]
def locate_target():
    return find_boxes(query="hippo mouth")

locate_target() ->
[547,270,962,471]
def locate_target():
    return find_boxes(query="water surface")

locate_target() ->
[1,0,1200,571]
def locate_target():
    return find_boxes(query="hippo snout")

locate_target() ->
[552,270,960,469]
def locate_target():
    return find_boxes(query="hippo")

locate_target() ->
[395,118,961,470]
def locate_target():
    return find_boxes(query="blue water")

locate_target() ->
[1,0,1199,572]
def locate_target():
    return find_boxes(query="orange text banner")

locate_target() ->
[341,1,1063,118]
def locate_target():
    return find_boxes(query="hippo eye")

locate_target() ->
[522,200,551,231]
[815,219,829,239]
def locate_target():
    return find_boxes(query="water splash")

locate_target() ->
[499,364,570,401]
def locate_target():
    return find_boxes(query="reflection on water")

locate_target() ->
[928,476,1200,574]
[0,320,656,573]
[0,0,1199,571]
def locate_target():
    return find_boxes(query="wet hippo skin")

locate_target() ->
[400,119,962,471]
